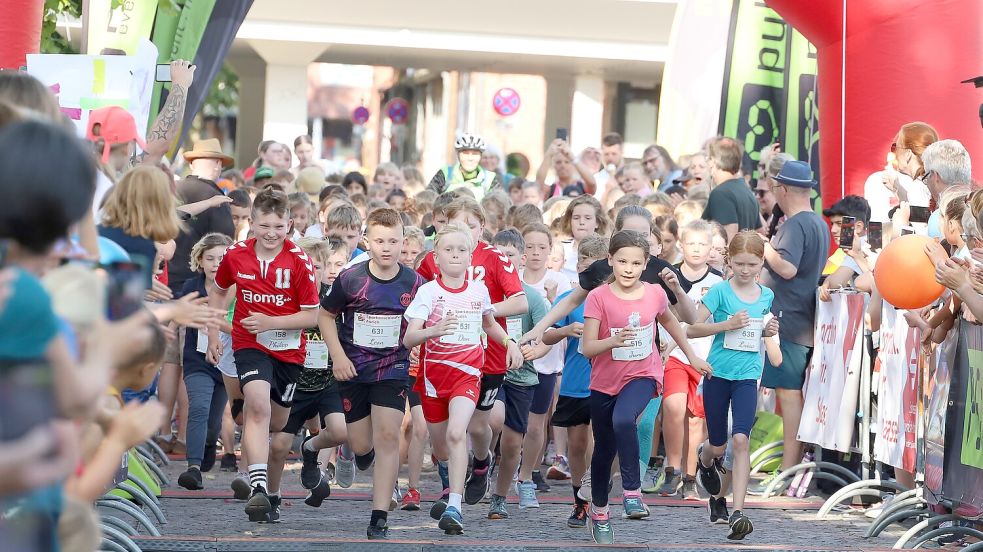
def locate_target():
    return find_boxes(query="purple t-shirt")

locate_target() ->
[321,262,426,383]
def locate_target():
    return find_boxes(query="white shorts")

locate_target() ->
[217,332,237,379]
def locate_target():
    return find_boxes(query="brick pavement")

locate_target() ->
[140,456,908,550]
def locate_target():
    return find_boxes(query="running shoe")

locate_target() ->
[335,444,356,489]
[366,518,388,540]
[517,480,540,509]
[389,486,401,511]
[263,495,281,523]
[178,467,203,490]
[304,477,331,508]
[547,455,571,480]
[487,494,509,519]
[727,510,753,540]
[220,453,238,472]
[438,505,464,535]
[532,470,551,492]
[231,474,251,501]
[201,443,217,472]
[401,487,421,511]
[708,496,729,524]
[657,469,683,497]
[696,444,722,496]
[622,491,650,519]
[577,470,592,502]
[589,506,614,544]
[681,477,699,501]
[641,467,665,494]
[748,470,790,496]
[324,462,336,485]
[300,435,322,489]
[245,485,272,522]
[464,460,490,505]
[568,502,588,528]
[430,489,449,520]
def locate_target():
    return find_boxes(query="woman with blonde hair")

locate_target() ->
[98,165,182,265]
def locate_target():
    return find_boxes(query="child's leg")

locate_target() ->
[468,374,504,467]
[699,377,731,470]
[494,426,524,497]
[729,380,758,511]
[371,403,405,513]
[176,378,190,444]
[567,423,591,487]
[158,361,182,438]
[661,393,688,471]
[220,406,236,455]
[183,372,215,469]
[518,412,547,481]
[611,379,658,493]
[445,397,477,507]
[588,390,618,508]
[205,380,228,457]
[551,378,567,460]
[635,397,660,477]
[241,380,273,489]
[268,431,293,494]
[684,413,705,477]
[408,405,428,491]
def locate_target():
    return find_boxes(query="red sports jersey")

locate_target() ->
[417,242,524,375]
[215,238,319,365]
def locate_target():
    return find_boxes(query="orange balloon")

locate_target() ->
[873,234,946,310]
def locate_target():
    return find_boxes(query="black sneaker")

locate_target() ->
[708,496,729,524]
[568,502,588,528]
[300,435,322,490]
[464,463,490,505]
[532,470,550,492]
[220,453,237,472]
[177,467,203,490]
[366,518,389,540]
[201,443,217,473]
[304,477,331,507]
[245,486,272,522]
[727,510,753,540]
[262,495,281,523]
[696,444,722,496]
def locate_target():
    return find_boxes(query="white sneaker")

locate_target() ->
[335,445,355,488]
[389,486,402,511]
[547,455,572,480]
[577,470,592,502]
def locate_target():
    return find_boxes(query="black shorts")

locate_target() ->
[496,381,534,434]
[337,378,408,424]
[475,373,506,412]
[530,372,558,415]
[280,383,343,435]
[551,395,591,427]
[234,348,302,408]
[407,375,422,409]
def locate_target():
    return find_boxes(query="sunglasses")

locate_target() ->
[755,189,770,197]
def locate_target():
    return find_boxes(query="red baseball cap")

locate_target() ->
[86,106,146,163]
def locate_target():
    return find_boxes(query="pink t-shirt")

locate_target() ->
[583,282,669,395]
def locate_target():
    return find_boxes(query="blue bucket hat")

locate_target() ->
[773,160,816,188]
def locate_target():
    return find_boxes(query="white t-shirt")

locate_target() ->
[560,240,579,285]
[666,266,724,363]
[523,269,572,375]
[863,170,930,223]
[92,171,114,220]
[304,225,324,239]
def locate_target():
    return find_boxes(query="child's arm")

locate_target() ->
[482,315,525,370]
[492,293,528,318]
[177,194,232,217]
[686,304,748,338]
[658,308,712,376]
[660,268,698,324]
[581,317,634,359]
[542,323,581,346]
[240,308,318,334]
[320,309,356,381]
[521,286,589,344]
[764,334,782,366]
[206,286,229,364]
[403,315,456,349]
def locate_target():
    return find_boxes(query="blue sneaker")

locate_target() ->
[589,506,614,544]
[621,491,649,519]
[438,505,464,535]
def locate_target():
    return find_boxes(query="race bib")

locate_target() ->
[353,313,401,349]
[611,322,654,361]
[440,310,482,345]
[506,316,523,341]
[723,318,764,352]
[304,339,329,369]
[257,329,301,351]
[196,331,209,354]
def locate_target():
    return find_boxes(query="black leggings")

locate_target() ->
[589,378,658,506]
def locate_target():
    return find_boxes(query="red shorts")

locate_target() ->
[415,371,481,424]
[663,356,705,418]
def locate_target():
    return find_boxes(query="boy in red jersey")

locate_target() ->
[417,197,528,510]
[206,189,319,523]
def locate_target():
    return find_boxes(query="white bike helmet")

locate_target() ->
[455,132,486,152]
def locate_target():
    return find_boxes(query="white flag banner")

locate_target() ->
[873,304,920,471]
[797,292,867,451]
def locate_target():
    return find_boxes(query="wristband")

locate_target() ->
[502,335,515,346]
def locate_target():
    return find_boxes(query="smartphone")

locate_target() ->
[555,128,568,141]
[155,63,172,82]
[901,227,916,236]
[839,216,856,249]
[105,258,151,320]
[868,221,883,251]
[909,205,931,224]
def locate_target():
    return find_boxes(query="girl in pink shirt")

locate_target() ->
[581,230,710,544]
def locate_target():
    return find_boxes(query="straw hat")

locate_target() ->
[296,166,327,203]
[183,138,234,167]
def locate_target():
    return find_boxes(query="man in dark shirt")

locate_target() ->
[701,136,762,240]
[169,139,236,295]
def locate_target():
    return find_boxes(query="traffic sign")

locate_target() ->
[352,106,370,125]
[492,87,521,117]
[386,98,409,124]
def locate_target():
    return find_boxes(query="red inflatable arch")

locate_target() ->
[767,0,983,208]
[0,0,44,70]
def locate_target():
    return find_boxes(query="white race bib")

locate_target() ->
[440,310,482,345]
[304,339,329,369]
[196,331,209,354]
[611,322,654,361]
[723,318,764,352]
[353,313,401,349]
[506,316,523,341]
[257,329,301,351]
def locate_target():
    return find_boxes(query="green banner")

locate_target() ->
[719,0,820,202]
[86,0,159,55]
[962,347,983,469]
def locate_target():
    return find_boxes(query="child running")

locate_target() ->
[320,208,427,540]
[403,223,524,535]
[581,230,711,544]
[207,188,320,523]
[688,231,779,540]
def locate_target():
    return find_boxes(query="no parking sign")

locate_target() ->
[352,106,370,125]
[386,98,409,124]
[492,87,521,117]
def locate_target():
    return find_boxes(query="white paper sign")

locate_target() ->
[611,322,654,361]
[304,340,329,369]
[440,310,482,345]
[506,317,523,341]
[257,329,301,351]
[353,313,401,348]
[196,330,209,354]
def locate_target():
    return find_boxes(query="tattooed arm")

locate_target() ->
[139,60,196,165]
